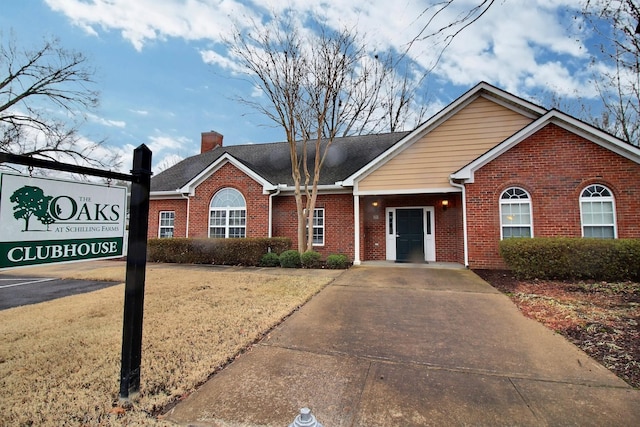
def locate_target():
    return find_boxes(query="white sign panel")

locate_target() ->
[0,173,127,268]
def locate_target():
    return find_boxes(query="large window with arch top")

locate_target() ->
[580,184,616,238]
[500,187,532,239]
[209,188,246,238]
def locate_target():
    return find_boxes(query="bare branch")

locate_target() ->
[0,31,116,168]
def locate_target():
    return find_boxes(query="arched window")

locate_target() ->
[580,184,616,238]
[500,187,532,239]
[209,188,246,238]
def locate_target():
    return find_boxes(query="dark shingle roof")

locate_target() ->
[151,131,410,192]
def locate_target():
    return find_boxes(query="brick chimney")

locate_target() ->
[201,130,223,153]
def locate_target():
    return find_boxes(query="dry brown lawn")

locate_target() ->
[0,262,340,426]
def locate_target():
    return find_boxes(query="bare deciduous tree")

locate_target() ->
[581,0,640,145]
[228,15,426,252]
[0,32,117,167]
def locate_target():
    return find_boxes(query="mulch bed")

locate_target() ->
[474,269,640,389]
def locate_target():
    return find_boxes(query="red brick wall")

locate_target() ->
[148,162,270,239]
[466,123,640,269]
[148,199,187,238]
[272,193,355,259]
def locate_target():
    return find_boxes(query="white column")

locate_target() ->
[353,194,361,265]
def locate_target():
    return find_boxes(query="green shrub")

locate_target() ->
[300,251,321,268]
[279,250,301,268]
[260,252,280,267]
[326,254,350,269]
[499,237,640,281]
[147,237,291,266]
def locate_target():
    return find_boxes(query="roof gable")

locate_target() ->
[342,82,545,191]
[451,109,640,182]
[179,152,276,195]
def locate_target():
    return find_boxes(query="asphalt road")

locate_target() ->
[0,275,120,310]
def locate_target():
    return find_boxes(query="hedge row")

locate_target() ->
[259,250,350,269]
[147,237,291,266]
[499,237,640,281]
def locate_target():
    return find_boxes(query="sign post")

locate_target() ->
[119,145,152,401]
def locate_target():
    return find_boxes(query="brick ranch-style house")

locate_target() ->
[148,82,640,269]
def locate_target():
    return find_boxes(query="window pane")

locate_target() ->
[584,226,614,239]
[229,210,246,226]
[581,184,616,239]
[210,188,246,208]
[502,203,530,226]
[312,209,324,245]
[503,227,531,238]
[210,210,226,226]
[313,227,323,245]
[159,212,174,238]
[500,188,532,240]
[228,227,245,238]
[210,227,226,238]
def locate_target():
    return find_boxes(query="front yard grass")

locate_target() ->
[0,263,338,426]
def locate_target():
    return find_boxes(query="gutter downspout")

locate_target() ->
[268,185,283,238]
[181,193,190,238]
[449,178,469,268]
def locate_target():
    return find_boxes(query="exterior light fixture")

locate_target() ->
[372,201,379,207]
[442,199,449,210]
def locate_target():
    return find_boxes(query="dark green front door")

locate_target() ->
[396,208,424,263]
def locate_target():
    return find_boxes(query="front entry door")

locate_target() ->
[395,208,425,263]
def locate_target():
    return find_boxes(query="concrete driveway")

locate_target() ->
[165,265,640,426]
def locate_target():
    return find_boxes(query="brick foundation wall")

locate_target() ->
[466,123,640,269]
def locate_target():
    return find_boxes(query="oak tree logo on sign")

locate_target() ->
[10,185,55,232]
[10,184,122,232]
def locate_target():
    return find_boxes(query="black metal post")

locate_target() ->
[119,144,152,401]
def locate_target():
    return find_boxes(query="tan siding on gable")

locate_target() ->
[358,96,535,192]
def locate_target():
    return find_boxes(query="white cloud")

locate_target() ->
[146,134,191,154]
[87,113,126,128]
[45,0,259,51]
[44,0,600,104]
[200,49,244,73]
[129,109,149,116]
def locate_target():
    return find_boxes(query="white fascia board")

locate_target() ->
[274,184,352,195]
[150,191,185,200]
[451,110,640,183]
[479,92,545,118]
[354,187,462,196]
[343,82,546,186]
[176,152,276,195]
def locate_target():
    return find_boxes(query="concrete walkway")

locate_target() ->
[164,266,640,426]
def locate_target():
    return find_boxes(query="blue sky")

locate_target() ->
[2,0,604,173]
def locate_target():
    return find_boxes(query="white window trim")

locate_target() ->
[579,184,617,238]
[499,188,533,240]
[158,211,175,238]
[208,188,247,238]
[311,208,325,247]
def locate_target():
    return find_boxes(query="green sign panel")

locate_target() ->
[0,174,127,268]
